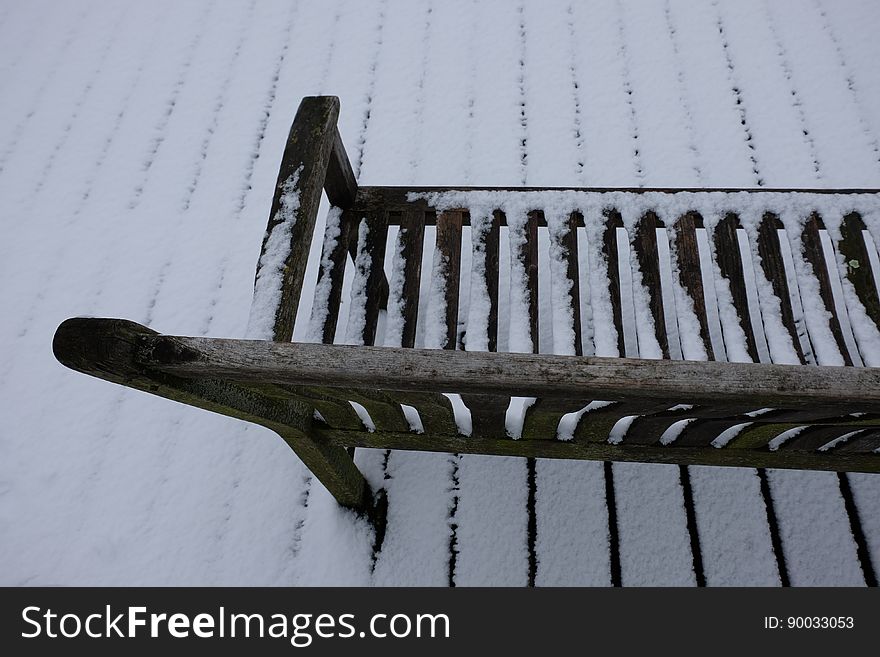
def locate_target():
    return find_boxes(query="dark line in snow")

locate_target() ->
[74,6,170,213]
[461,0,480,185]
[604,462,622,587]
[757,469,790,586]
[662,0,704,185]
[353,0,388,179]
[316,1,342,96]
[128,0,217,209]
[517,2,537,587]
[204,2,304,569]
[142,260,172,328]
[407,1,433,181]
[566,4,586,184]
[526,456,537,587]
[616,0,705,585]
[761,0,822,182]
[182,0,258,211]
[32,3,133,197]
[447,453,460,587]
[678,465,706,586]
[712,1,764,187]
[447,0,482,586]
[0,0,94,176]
[234,1,300,214]
[838,473,878,587]
[812,0,880,174]
[813,0,880,572]
[0,3,169,356]
[517,3,528,186]
[613,0,645,186]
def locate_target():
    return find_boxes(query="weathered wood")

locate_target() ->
[780,425,865,451]
[461,210,506,438]
[714,213,759,362]
[325,126,358,208]
[673,212,715,359]
[435,211,464,350]
[53,318,371,510]
[320,424,880,474]
[838,212,880,332]
[397,209,425,349]
[573,399,673,443]
[519,210,554,439]
[395,391,459,436]
[564,212,584,356]
[833,431,880,454]
[56,313,880,480]
[391,209,460,435]
[351,210,391,346]
[801,213,855,366]
[523,210,540,353]
[355,186,880,216]
[128,329,880,412]
[671,214,762,445]
[603,209,627,357]
[756,212,808,364]
[386,211,459,435]
[628,403,751,446]
[466,394,511,439]
[252,96,344,342]
[624,210,686,445]
[676,406,880,448]
[522,397,588,440]
[314,208,356,344]
[484,211,501,352]
[273,384,364,431]
[292,385,410,434]
[633,211,669,358]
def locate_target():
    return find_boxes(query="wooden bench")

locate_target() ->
[53,96,880,519]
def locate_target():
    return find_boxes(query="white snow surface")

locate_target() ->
[2,0,880,587]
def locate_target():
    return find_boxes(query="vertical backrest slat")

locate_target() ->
[398,208,426,349]
[675,211,781,447]
[565,212,584,356]
[352,210,391,347]
[524,210,541,353]
[436,210,464,350]
[314,209,357,345]
[756,212,809,363]
[461,209,509,439]
[801,213,856,366]
[714,213,759,363]
[633,211,669,358]
[838,212,880,332]
[602,209,627,358]
[673,212,715,360]
[394,209,462,436]
[520,210,587,440]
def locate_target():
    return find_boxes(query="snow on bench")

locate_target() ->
[53,97,880,520]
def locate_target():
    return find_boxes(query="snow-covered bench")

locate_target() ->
[54,96,880,516]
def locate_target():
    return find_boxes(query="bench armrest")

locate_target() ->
[248,96,357,342]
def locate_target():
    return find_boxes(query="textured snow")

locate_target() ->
[245,165,302,339]
[3,0,880,588]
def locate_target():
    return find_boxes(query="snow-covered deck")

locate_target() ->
[2,0,880,586]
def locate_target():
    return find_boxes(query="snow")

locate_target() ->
[245,165,302,340]
[3,0,880,588]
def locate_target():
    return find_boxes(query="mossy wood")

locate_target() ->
[53,96,880,513]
